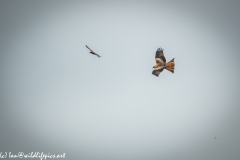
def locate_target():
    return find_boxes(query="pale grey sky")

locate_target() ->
[0,0,240,160]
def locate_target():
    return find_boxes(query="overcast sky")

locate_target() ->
[0,0,240,160]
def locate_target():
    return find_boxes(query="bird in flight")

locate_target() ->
[86,45,101,58]
[152,47,175,77]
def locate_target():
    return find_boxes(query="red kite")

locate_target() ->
[86,45,101,58]
[152,47,175,77]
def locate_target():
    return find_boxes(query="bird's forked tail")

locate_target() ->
[165,58,175,73]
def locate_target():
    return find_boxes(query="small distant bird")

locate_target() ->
[86,45,101,58]
[152,47,175,77]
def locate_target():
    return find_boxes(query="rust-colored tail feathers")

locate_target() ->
[165,58,175,73]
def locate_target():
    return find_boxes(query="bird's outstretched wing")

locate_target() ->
[86,45,93,52]
[152,68,164,77]
[95,53,101,58]
[155,47,166,63]
[154,47,165,67]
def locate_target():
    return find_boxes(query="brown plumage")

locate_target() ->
[86,45,101,58]
[152,47,175,77]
